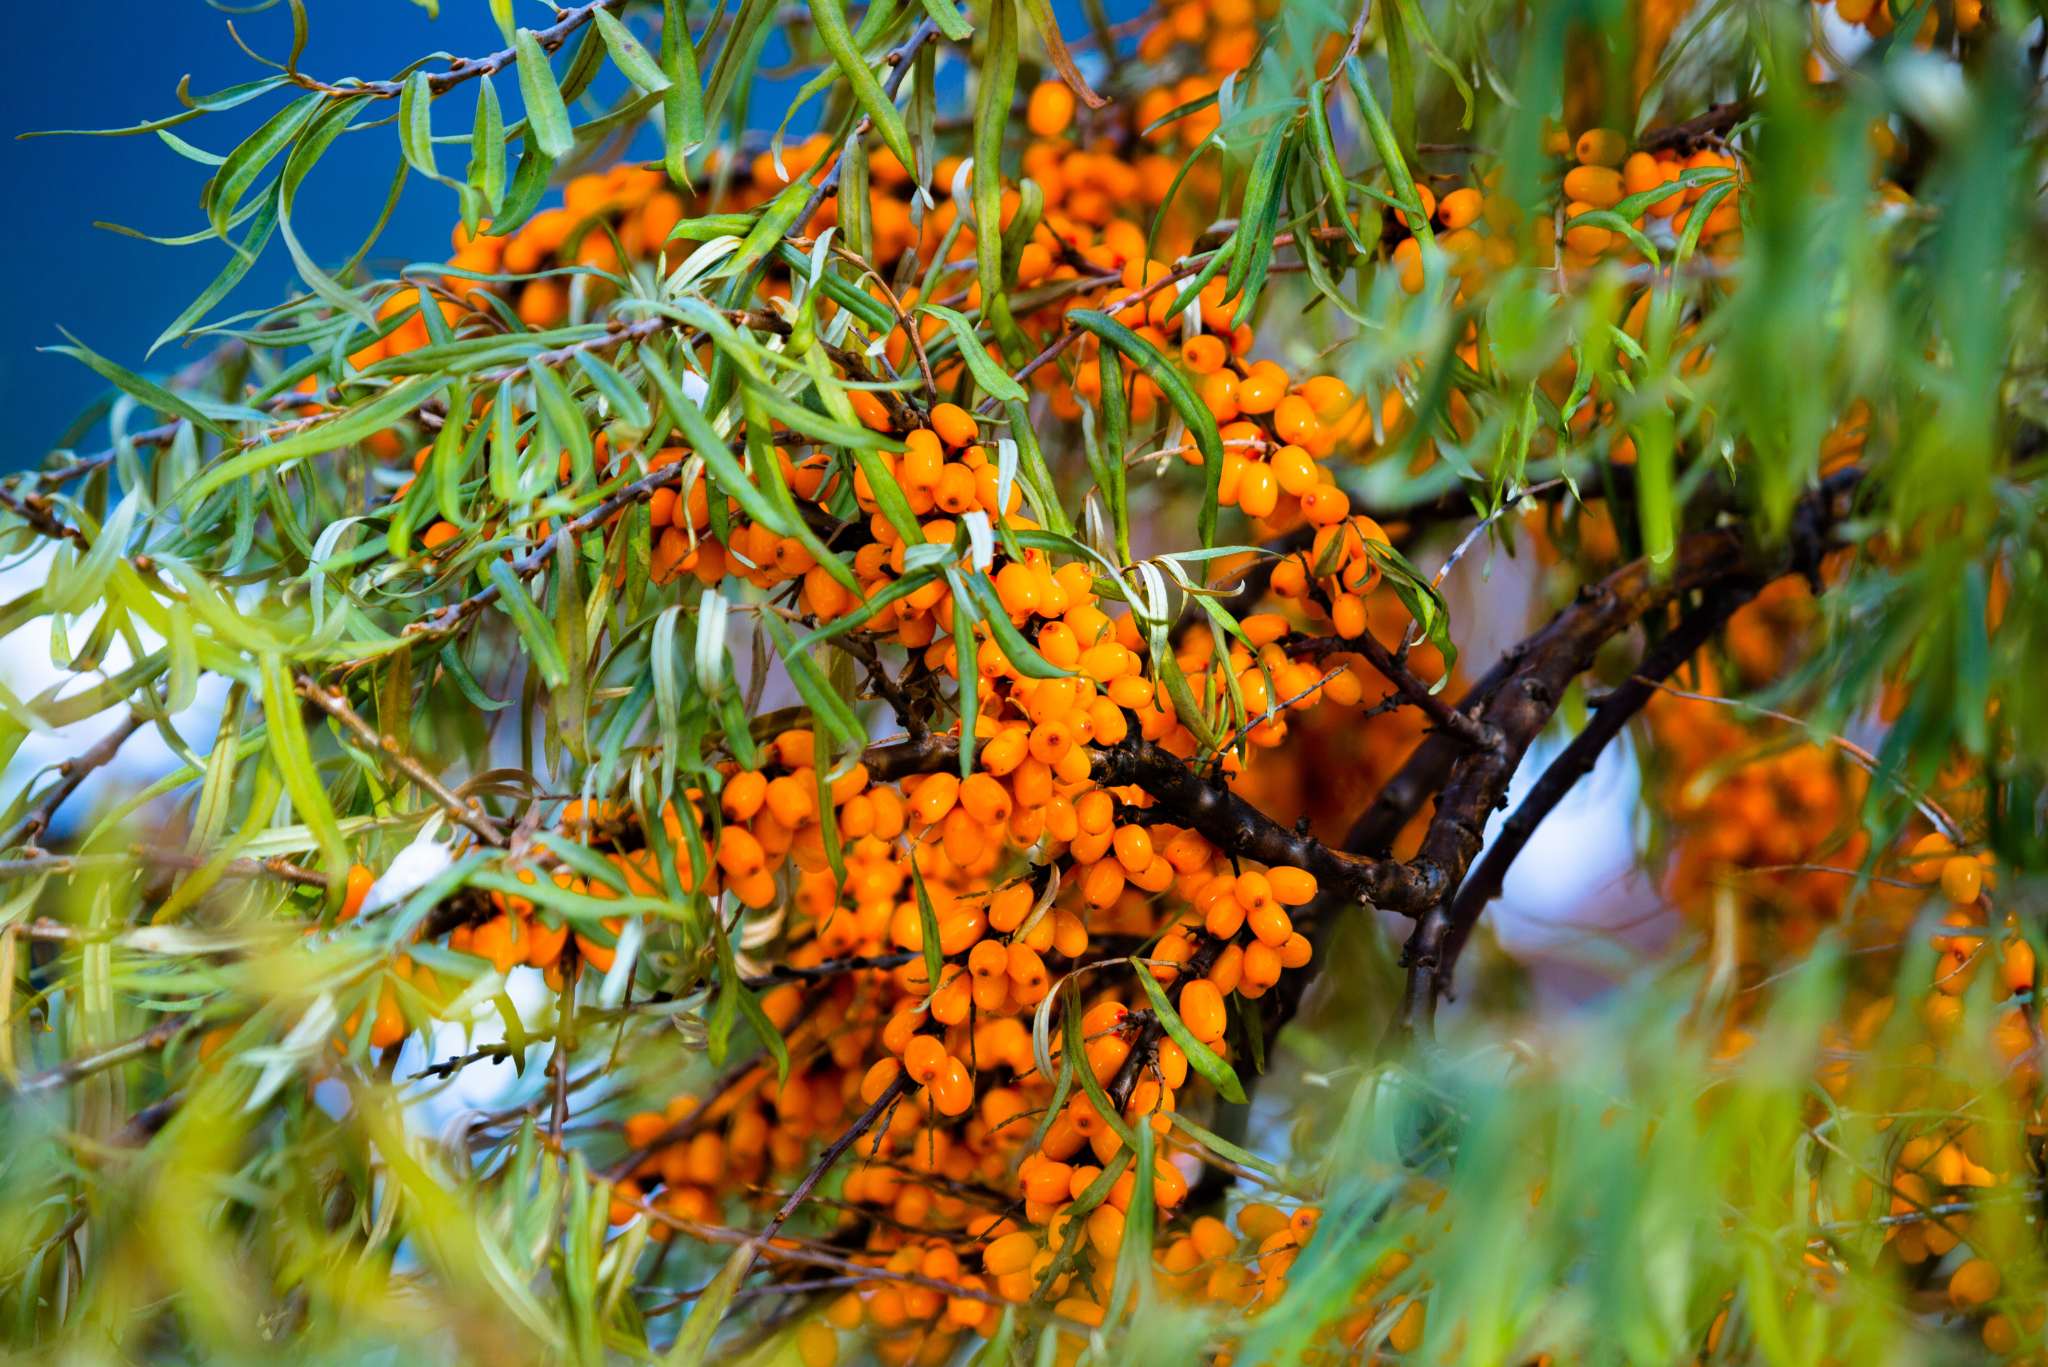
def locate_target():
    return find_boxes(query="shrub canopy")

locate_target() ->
[3,0,2047,1362]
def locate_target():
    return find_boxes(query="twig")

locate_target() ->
[0,847,327,889]
[1,711,148,852]
[9,1014,188,1096]
[1287,630,1497,749]
[295,676,506,846]
[727,1073,912,1290]
[289,1,626,99]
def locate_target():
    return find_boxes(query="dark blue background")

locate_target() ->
[1,2,1133,472]
[2,4,526,466]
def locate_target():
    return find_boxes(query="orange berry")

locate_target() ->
[1575,127,1628,167]
[1026,80,1076,138]
[930,402,978,448]
[1178,979,1227,1044]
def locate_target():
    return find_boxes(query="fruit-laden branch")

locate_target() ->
[1090,738,1442,912]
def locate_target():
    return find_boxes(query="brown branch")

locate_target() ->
[1287,630,1497,749]
[9,1013,188,1096]
[0,847,327,889]
[290,1,625,99]
[741,950,918,989]
[295,676,506,846]
[1638,99,1753,153]
[1395,469,1864,1027]
[1091,738,1435,912]
[728,1073,912,1290]
[2,711,148,852]
[401,452,690,646]
[1426,584,1758,1004]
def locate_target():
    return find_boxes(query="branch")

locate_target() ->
[9,1014,187,1096]
[1395,469,1864,1027]
[728,1073,911,1289]
[1638,100,1753,154]
[295,677,506,846]
[1286,629,1497,749]
[1091,738,1436,911]
[1,710,148,852]
[290,1,625,99]
[1427,584,1757,1000]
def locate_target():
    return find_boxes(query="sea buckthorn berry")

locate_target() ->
[1949,1257,2000,1309]
[930,402,978,448]
[1025,80,1076,138]
[1575,127,1628,167]
[983,1231,1038,1276]
[861,1057,903,1103]
[903,1034,947,1086]
[1178,979,1227,1044]
[1269,866,1317,905]
[1940,856,1983,904]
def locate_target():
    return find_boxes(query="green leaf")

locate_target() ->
[468,74,507,217]
[960,573,1070,679]
[1061,983,1141,1150]
[260,656,346,902]
[399,70,439,178]
[762,613,867,757]
[660,0,706,182]
[973,0,1019,354]
[1345,58,1433,249]
[1170,1110,1286,1181]
[593,7,671,92]
[24,75,289,138]
[488,559,570,688]
[204,93,320,245]
[572,350,653,431]
[921,304,1026,404]
[48,330,235,439]
[810,0,917,175]
[529,360,594,488]
[642,349,798,538]
[909,857,945,999]
[1067,310,1224,547]
[493,136,558,236]
[148,184,281,356]
[514,28,576,159]
[1129,957,1247,1103]
[920,0,973,39]
[663,1243,751,1365]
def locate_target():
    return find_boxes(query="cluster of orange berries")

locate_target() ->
[1628,550,2045,1364]
[1381,127,1745,304]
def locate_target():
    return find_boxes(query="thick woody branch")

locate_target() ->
[1428,585,1756,996]
[1091,738,1437,911]
[1395,470,1863,1027]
